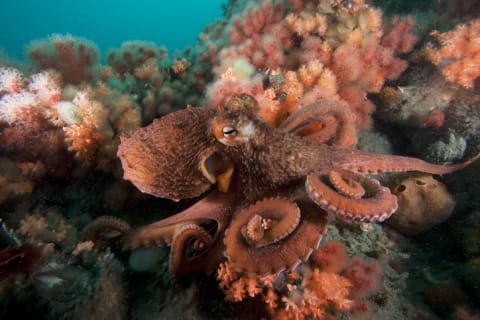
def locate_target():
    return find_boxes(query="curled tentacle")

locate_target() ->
[126,192,237,249]
[169,224,216,277]
[238,198,301,248]
[128,224,178,248]
[306,170,398,222]
[82,216,131,250]
[279,99,357,147]
[224,197,327,275]
[329,170,365,199]
[244,214,264,242]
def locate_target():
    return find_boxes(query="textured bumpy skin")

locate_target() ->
[211,95,479,222]
[117,106,217,200]
[224,197,328,275]
[115,94,478,277]
[279,99,357,147]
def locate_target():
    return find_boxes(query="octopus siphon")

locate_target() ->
[91,94,478,277]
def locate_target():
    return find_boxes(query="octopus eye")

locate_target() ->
[222,126,237,137]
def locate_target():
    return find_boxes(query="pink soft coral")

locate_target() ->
[221,0,292,70]
[425,19,480,89]
[207,2,418,129]
[26,34,99,85]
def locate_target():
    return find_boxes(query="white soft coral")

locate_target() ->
[28,71,62,106]
[0,91,38,124]
[0,68,64,124]
[0,67,26,94]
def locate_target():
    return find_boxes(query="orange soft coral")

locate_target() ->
[216,239,388,320]
[306,269,354,311]
[208,3,417,129]
[216,261,355,319]
[61,87,140,168]
[310,240,349,273]
[63,124,104,163]
[425,19,480,89]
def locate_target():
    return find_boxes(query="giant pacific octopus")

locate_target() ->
[110,94,478,277]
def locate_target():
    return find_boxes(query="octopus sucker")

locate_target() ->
[327,204,338,212]
[302,248,316,263]
[306,172,398,222]
[289,259,303,272]
[244,214,264,242]
[378,212,391,222]
[329,170,366,199]
[224,197,327,275]
[225,198,301,248]
[244,198,301,247]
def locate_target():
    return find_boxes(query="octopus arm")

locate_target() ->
[279,99,357,147]
[337,150,480,175]
[224,197,327,275]
[306,170,398,222]
[126,192,237,248]
[82,216,131,249]
[169,223,225,277]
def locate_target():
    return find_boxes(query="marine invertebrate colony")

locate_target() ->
[425,19,480,89]
[116,94,478,277]
[206,0,419,128]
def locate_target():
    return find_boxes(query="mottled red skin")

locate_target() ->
[116,94,478,276]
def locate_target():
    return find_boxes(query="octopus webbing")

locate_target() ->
[113,94,478,277]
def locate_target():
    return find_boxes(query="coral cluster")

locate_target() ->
[377,67,459,128]
[206,0,418,128]
[216,239,385,319]
[425,19,480,89]
[26,34,99,85]
[0,66,141,174]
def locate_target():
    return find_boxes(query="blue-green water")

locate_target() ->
[0,0,226,59]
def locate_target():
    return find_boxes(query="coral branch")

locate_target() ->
[425,19,480,88]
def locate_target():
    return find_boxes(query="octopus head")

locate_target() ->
[210,94,260,146]
[211,114,256,146]
[118,108,222,200]
[118,107,233,200]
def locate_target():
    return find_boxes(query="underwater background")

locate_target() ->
[0,0,227,59]
[0,0,479,319]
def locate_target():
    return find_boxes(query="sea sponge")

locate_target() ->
[387,174,455,236]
